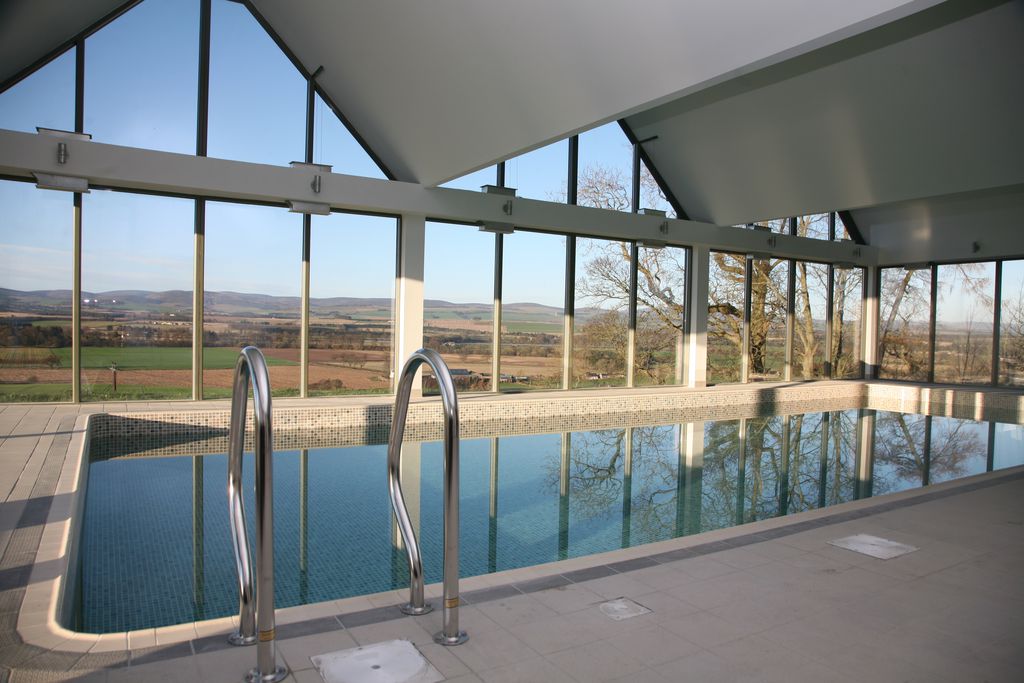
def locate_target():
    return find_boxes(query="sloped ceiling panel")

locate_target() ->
[250,0,941,185]
[0,0,128,89]
[627,0,1024,226]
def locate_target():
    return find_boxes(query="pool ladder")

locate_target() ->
[226,347,287,683]
[389,348,468,645]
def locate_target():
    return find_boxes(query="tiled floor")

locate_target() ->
[2,403,1023,682]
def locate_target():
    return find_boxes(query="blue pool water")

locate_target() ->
[73,409,1023,633]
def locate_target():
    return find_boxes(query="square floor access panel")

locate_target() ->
[310,639,444,683]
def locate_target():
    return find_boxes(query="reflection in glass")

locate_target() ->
[423,222,493,393]
[748,256,787,382]
[309,213,396,395]
[81,191,194,400]
[831,267,863,378]
[504,141,567,202]
[934,263,994,384]
[203,202,301,398]
[574,237,629,387]
[879,267,931,380]
[793,262,827,379]
[85,0,198,154]
[634,246,686,386]
[0,49,75,134]
[992,422,1024,470]
[707,252,744,384]
[0,181,73,401]
[500,231,564,391]
[999,260,1024,386]
[208,0,305,165]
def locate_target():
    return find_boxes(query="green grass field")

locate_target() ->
[502,321,562,333]
[46,347,298,370]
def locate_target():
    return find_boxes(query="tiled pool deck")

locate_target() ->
[1,384,1023,682]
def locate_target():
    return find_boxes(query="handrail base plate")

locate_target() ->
[245,665,288,683]
[400,602,434,616]
[228,632,257,647]
[434,631,468,647]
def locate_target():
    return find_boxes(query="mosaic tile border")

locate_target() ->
[86,381,1023,460]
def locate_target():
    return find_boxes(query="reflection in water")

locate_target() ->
[86,409,1010,633]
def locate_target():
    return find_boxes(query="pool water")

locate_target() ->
[73,409,1024,633]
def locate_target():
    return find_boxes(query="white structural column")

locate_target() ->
[395,214,426,396]
[861,266,880,379]
[686,246,710,387]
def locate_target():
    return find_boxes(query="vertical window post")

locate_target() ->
[563,137,578,390]
[71,38,85,403]
[992,260,1002,386]
[928,264,938,383]
[299,69,316,398]
[193,0,211,400]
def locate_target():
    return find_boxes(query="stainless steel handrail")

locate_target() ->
[388,348,468,646]
[227,346,287,683]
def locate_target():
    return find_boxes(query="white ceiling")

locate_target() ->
[249,0,941,185]
[626,0,1024,226]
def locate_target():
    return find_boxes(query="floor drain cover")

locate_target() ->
[828,534,918,559]
[599,598,651,621]
[310,639,443,683]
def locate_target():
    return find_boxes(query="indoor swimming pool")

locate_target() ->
[71,409,1024,633]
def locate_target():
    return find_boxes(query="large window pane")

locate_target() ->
[85,0,198,154]
[934,263,994,384]
[0,49,75,133]
[749,257,787,382]
[707,251,744,384]
[797,214,831,240]
[500,231,564,391]
[504,141,567,202]
[309,213,396,395]
[439,167,496,192]
[879,267,931,381]
[999,260,1024,386]
[424,222,494,392]
[573,237,628,388]
[0,181,73,402]
[80,191,193,400]
[208,0,305,165]
[793,261,827,379]
[634,246,686,386]
[831,267,863,378]
[639,161,675,218]
[204,203,301,398]
[312,94,386,179]
[577,123,632,211]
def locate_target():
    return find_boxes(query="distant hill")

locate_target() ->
[0,288,603,323]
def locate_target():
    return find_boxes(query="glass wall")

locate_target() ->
[793,261,827,379]
[203,202,301,398]
[208,0,305,165]
[639,161,674,217]
[308,213,396,395]
[577,123,633,211]
[748,257,787,381]
[798,214,831,240]
[0,49,75,133]
[500,231,565,391]
[573,237,629,387]
[504,141,567,202]
[831,267,862,378]
[934,263,994,384]
[1000,260,1024,386]
[312,94,387,179]
[879,267,931,380]
[424,222,494,392]
[707,252,744,384]
[81,191,194,400]
[634,245,686,385]
[0,181,73,401]
[85,0,198,154]
[439,167,496,192]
